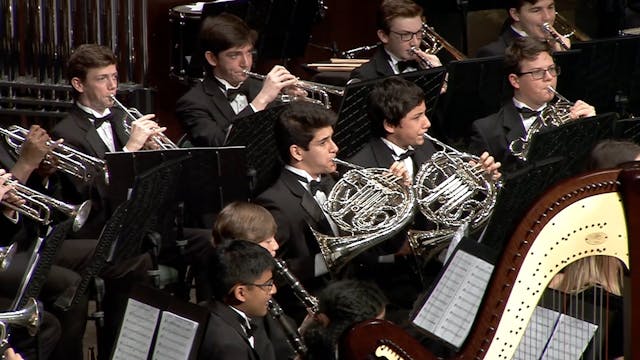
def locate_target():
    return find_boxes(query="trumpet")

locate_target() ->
[409,23,467,68]
[109,95,178,150]
[243,70,344,109]
[2,178,91,232]
[0,298,41,350]
[1,126,108,183]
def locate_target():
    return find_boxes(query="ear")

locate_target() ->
[508,73,520,89]
[383,119,396,135]
[204,51,218,67]
[289,144,304,163]
[377,29,390,44]
[508,8,520,22]
[70,77,84,94]
[232,284,248,303]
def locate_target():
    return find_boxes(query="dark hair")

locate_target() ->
[208,240,274,300]
[588,140,640,170]
[367,77,426,137]
[274,102,337,164]
[212,201,277,245]
[67,44,117,99]
[303,280,387,360]
[199,13,258,56]
[504,37,554,75]
[376,0,424,34]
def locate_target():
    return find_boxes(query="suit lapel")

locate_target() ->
[203,76,238,124]
[370,138,396,168]
[70,107,110,157]
[111,109,130,149]
[502,102,527,146]
[281,170,333,235]
[208,301,261,358]
[373,47,395,77]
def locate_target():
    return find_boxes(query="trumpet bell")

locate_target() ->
[0,297,41,339]
[71,200,92,232]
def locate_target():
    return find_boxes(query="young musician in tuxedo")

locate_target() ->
[349,0,443,82]
[476,0,571,57]
[469,37,596,172]
[176,12,303,147]
[200,240,277,360]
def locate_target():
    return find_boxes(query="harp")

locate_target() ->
[341,162,640,359]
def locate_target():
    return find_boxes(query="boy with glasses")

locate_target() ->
[469,37,595,171]
[349,0,443,82]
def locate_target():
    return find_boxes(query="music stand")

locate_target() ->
[333,67,447,159]
[224,103,289,196]
[613,117,640,143]
[572,35,640,116]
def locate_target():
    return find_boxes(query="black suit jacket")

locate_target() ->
[468,101,526,172]
[476,28,520,58]
[50,105,130,238]
[199,301,276,360]
[176,76,262,147]
[349,46,395,82]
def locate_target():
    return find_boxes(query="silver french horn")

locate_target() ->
[312,158,416,271]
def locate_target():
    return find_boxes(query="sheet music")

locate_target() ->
[151,312,199,360]
[514,306,598,359]
[112,299,160,360]
[412,250,493,347]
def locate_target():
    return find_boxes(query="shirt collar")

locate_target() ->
[512,97,546,112]
[76,101,112,120]
[381,137,414,157]
[384,48,403,66]
[285,165,320,182]
[214,76,243,91]
[510,24,529,38]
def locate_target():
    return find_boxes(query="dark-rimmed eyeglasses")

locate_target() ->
[517,65,561,80]
[389,29,424,42]
[243,280,275,292]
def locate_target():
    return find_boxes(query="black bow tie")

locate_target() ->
[236,313,256,338]
[292,172,330,195]
[226,83,250,102]
[91,112,114,129]
[396,149,415,161]
[397,60,419,73]
[517,106,541,119]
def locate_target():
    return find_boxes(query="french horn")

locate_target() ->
[313,158,415,271]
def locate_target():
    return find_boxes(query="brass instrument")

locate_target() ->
[409,23,467,68]
[509,86,574,161]
[313,158,416,271]
[1,125,108,183]
[243,70,344,109]
[2,178,91,232]
[0,298,41,351]
[553,12,591,42]
[0,242,17,271]
[109,95,178,150]
[542,22,571,51]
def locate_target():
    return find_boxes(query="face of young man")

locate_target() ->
[72,64,118,112]
[384,101,430,149]
[510,0,557,40]
[378,16,424,61]
[509,51,557,109]
[239,270,276,317]
[209,43,254,87]
[258,236,279,257]
[291,126,339,178]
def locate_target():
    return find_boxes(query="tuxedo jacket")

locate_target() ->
[349,46,395,82]
[176,76,263,147]
[199,301,276,360]
[476,27,520,58]
[50,105,130,238]
[468,101,526,172]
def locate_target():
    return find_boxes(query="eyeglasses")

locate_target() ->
[389,29,425,42]
[244,280,275,292]
[517,65,561,80]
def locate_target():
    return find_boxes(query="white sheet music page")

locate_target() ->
[151,312,200,360]
[112,298,160,360]
[411,250,493,347]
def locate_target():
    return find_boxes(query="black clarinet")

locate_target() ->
[268,300,307,356]
[273,258,319,314]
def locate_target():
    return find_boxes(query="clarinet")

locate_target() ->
[273,258,319,314]
[268,300,308,356]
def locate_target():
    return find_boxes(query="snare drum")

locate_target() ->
[169,4,205,81]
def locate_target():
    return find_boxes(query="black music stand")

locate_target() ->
[224,103,289,196]
[333,67,447,159]
[572,35,640,116]
[613,117,640,143]
[110,284,210,360]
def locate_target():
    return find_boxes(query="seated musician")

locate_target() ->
[176,12,303,147]
[349,0,443,82]
[300,280,387,360]
[200,240,278,360]
[476,0,572,57]
[469,37,595,172]
[255,102,409,323]
[211,201,295,360]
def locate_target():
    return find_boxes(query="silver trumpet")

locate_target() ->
[1,126,107,183]
[243,70,344,109]
[2,178,91,232]
[0,297,41,351]
[109,95,178,150]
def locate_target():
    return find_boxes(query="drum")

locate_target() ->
[169,4,206,81]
